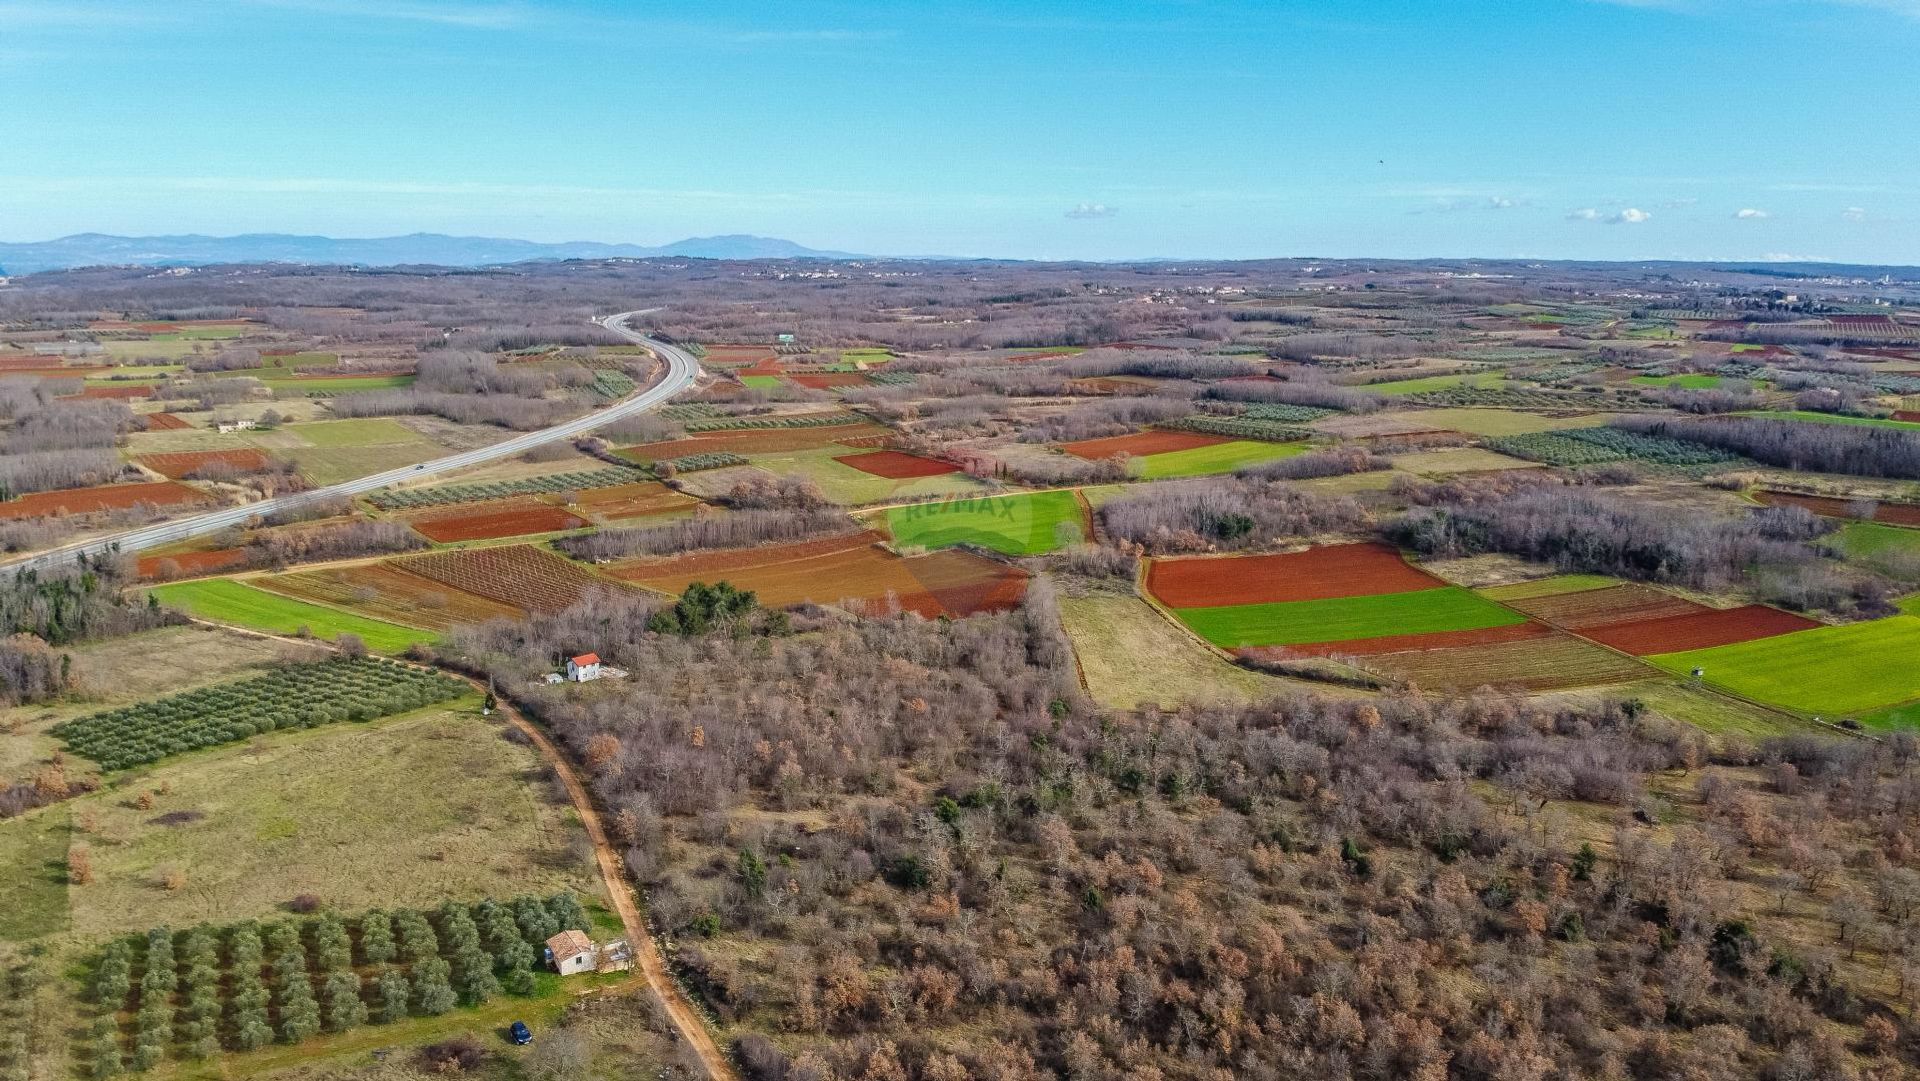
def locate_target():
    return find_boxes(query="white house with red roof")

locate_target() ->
[565,652,602,682]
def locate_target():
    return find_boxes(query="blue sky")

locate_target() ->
[3,0,1917,262]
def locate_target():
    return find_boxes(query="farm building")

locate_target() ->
[566,652,601,682]
[544,930,633,975]
[546,930,596,975]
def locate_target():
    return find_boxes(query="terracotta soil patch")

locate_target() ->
[1147,543,1444,608]
[621,423,887,461]
[1756,489,1920,527]
[1505,583,1707,630]
[1251,620,1552,657]
[572,481,700,520]
[612,531,1024,618]
[73,384,155,399]
[1894,411,1920,423]
[136,448,275,479]
[405,498,586,543]
[1579,605,1819,655]
[253,563,523,630]
[789,373,871,390]
[701,345,780,365]
[136,548,247,578]
[0,480,207,520]
[143,412,193,430]
[833,450,961,478]
[396,545,633,612]
[1060,430,1231,460]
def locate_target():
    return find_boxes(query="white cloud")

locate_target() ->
[1734,208,1770,219]
[1567,208,1602,221]
[1487,196,1518,209]
[1843,206,1868,221]
[1610,208,1652,224]
[1065,202,1117,220]
[1761,252,1831,262]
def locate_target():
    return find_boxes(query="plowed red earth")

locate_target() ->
[137,548,247,578]
[1146,543,1443,608]
[1755,489,1920,527]
[833,451,960,478]
[1244,621,1551,657]
[137,449,273,479]
[71,384,155,399]
[0,481,206,520]
[143,413,193,430]
[1579,606,1819,655]
[1060,430,1230,460]
[407,500,585,542]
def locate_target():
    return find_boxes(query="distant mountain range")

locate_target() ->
[0,232,862,274]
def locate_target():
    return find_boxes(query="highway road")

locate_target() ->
[2,310,700,575]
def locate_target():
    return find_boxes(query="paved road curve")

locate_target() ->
[3,310,698,574]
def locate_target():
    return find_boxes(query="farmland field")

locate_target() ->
[1147,543,1442,607]
[618,422,887,462]
[1359,633,1653,692]
[1649,616,1920,716]
[1480,575,1620,600]
[1173,586,1528,649]
[1369,372,1501,396]
[572,480,701,520]
[1060,430,1230,460]
[404,497,586,542]
[884,489,1087,555]
[253,563,522,629]
[1631,373,1725,389]
[282,417,422,446]
[1505,583,1706,630]
[136,547,246,578]
[396,544,633,611]
[833,449,961,478]
[611,530,1027,617]
[149,579,438,652]
[1742,410,1920,432]
[1627,681,1811,741]
[134,448,275,478]
[0,480,207,519]
[287,440,446,485]
[1134,439,1308,479]
[1058,593,1311,709]
[1754,489,1920,527]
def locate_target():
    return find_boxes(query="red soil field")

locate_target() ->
[621,423,886,461]
[1257,621,1552,657]
[406,499,585,543]
[1893,411,1920,423]
[739,358,786,376]
[1059,429,1231,460]
[1505,584,1706,630]
[572,482,698,520]
[74,384,155,400]
[611,530,1024,618]
[0,481,207,520]
[143,413,193,430]
[1146,542,1444,608]
[136,449,274,479]
[701,345,779,365]
[1579,605,1819,655]
[789,373,871,390]
[833,451,961,478]
[137,548,247,579]
[1754,490,1920,527]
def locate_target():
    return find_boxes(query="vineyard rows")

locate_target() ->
[396,545,628,612]
[591,370,636,399]
[54,659,465,770]
[367,467,648,510]
[83,894,588,1070]
[1163,415,1314,443]
[683,413,857,432]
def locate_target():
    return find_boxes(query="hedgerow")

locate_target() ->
[683,413,855,432]
[1161,415,1315,443]
[53,658,465,770]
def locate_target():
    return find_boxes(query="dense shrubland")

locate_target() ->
[1102,477,1370,553]
[556,508,854,562]
[1616,415,1920,480]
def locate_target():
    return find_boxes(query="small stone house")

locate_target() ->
[546,930,596,976]
[566,653,602,683]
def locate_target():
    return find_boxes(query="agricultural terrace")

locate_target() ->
[55,658,465,769]
[1649,616,1920,720]
[883,489,1087,555]
[149,579,438,653]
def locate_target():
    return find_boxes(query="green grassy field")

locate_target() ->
[149,579,438,653]
[86,364,184,382]
[1742,410,1920,432]
[1631,374,1724,389]
[1625,681,1810,741]
[1379,407,1619,437]
[1173,586,1528,648]
[259,374,416,396]
[281,417,424,447]
[1480,575,1618,601]
[1649,616,1920,718]
[885,489,1085,555]
[286,440,444,484]
[1836,521,1920,577]
[740,375,782,389]
[0,803,71,940]
[1136,439,1309,479]
[1368,372,1502,396]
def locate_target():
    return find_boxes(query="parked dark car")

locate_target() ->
[509,1022,532,1046]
